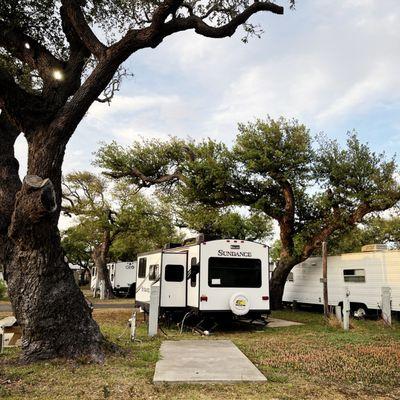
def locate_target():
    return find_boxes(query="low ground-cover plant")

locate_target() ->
[0,280,7,300]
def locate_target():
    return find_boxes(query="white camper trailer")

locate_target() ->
[109,261,137,297]
[135,237,270,320]
[283,245,400,316]
[91,261,137,297]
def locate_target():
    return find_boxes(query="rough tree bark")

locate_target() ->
[5,129,104,362]
[0,112,21,278]
[92,230,115,299]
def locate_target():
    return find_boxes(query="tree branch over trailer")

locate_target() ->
[0,0,288,361]
[96,119,400,309]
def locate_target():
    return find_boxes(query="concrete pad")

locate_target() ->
[266,318,303,328]
[153,339,266,384]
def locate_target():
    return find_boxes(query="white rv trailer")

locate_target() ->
[91,261,137,297]
[283,245,400,316]
[108,261,137,296]
[135,237,270,319]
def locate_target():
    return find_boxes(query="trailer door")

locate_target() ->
[160,252,187,307]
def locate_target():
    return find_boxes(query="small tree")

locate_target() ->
[63,172,118,298]
[61,224,94,282]
[62,172,182,297]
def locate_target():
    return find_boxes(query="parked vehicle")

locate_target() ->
[91,261,137,297]
[109,261,136,297]
[135,236,270,320]
[282,244,400,316]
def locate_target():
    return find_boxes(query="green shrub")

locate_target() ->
[0,280,7,300]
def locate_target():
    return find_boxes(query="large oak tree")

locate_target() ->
[96,118,400,309]
[0,0,287,361]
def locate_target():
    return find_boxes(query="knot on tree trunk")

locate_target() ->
[24,175,57,214]
[9,175,57,239]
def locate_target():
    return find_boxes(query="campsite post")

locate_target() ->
[322,242,329,318]
[343,288,350,331]
[381,287,392,326]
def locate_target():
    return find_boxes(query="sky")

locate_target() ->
[14,0,400,231]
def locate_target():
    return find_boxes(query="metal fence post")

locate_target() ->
[343,287,350,331]
[148,285,160,337]
[381,286,392,326]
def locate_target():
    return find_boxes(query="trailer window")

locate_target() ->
[287,272,294,282]
[208,257,262,288]
[165,265,184,282]
[190,258,198,287]
[149,264,159,281]
[138,258,147,278]
[343,269,365,283]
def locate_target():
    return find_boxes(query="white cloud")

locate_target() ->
[63,0,400,172]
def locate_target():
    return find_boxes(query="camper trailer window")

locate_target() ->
[138,258,147,278]
[149,264,159,281]
[190,258,199,287]
[287,272,294,282]
[165,265,184,282]
[343,269,365,283]
[208,257,262,288]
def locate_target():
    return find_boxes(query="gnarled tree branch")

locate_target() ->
[62,0,107,59]
[0,21,66,79]
[0,65,48,131]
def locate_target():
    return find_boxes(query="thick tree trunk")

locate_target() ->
[5,129,104,362]
[0,113,21,278]
[270,260,296,310]
[93,230,115,299]
[269,216,298,310]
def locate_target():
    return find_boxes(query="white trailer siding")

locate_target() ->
[136,239,270,315]
[187,245,200,308]
[387,252,400,311]
[198,240,270,312]
[136,252,162,306]
[160,252,187,307]
[109,261,136,294]
[283,250,400,312]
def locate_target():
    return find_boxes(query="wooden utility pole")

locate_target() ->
[322,241,329,318]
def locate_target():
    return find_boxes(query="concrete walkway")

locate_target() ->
[153,340,266,384]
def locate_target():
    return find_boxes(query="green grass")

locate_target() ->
[0,309,399,399]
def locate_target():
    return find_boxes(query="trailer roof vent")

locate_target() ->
[361,244,387,252]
